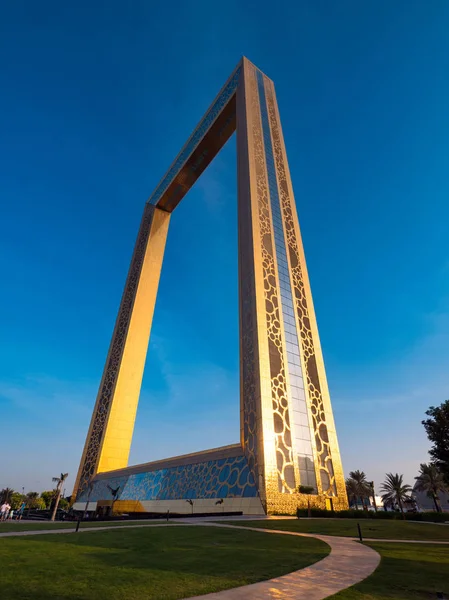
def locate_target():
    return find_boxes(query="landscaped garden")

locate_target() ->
[329,542,449,599]
[0,519,170,534]
[0,525,329,600]
[226,518,449,541]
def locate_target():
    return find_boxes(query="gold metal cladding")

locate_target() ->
[74,56,347,512]
[73,205,170,499]
[264,77,348,508]
[237,60,265,506]
[246,63,297,499]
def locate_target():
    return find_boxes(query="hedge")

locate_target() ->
[295,507,448,522]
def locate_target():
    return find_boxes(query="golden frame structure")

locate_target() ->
[73,58,347,513]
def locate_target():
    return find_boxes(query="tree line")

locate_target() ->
[346,398,449,515]
[345,465,447,517]
[1,473,69,520]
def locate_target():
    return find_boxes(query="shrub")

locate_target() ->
[295,507,448,522]
[405,511,448,523]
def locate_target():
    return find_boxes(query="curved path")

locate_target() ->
[6,521,448,599]
[187,523,380,600]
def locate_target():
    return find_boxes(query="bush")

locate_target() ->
[295,507,448,522]
[405,511,448,523]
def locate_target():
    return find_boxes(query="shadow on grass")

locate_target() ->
[0,526,330,600]
[329,542,449,599]
[225,519,449,541]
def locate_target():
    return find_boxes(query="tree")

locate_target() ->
[40,490,57,510]
[345,478,359,510]
[298,485,315,517]
[107,485,120,515]
[414,463,448,513]
[10,492,25,510]
[422,400,449,484]
[25,491,42,509]
[369,481,378,512]
[58,498,69,510]
[380,473,412,519]
[51,473,69,521]
[0,488,14,503]
[25,492,45,510]
[348,470,371,510]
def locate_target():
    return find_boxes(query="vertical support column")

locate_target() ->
[239,58,348,513]
[263,76,347,508]
[237,59,265,508]
[73,204,170,499]
[238,58,297,514]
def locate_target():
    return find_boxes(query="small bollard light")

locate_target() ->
[357,522,363,542]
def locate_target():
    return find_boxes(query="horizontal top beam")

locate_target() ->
[144,58,272,213]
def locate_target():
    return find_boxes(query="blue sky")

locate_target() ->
[1,1,448,495]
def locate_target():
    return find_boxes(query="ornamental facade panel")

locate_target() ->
[73,57,348,513]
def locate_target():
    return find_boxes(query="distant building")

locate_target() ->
[349,496,384,511]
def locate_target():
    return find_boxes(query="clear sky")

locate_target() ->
[1,1,448,496]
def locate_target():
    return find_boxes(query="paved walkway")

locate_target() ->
[1,520,448,599]
[0,522,178,538]
[187,523,381,600]
[362,537,449,544]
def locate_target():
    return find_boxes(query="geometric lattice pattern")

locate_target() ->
[263,78,345,500]
[77,453,257,503]
[74,204,156,499]
[74,57,348,513]
[251,68,296,494]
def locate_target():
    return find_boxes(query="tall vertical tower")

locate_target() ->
[73,58,347,513]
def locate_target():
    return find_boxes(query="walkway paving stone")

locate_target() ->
[186,523,380,600]
[2,519,447,599]
[0,522,179,537]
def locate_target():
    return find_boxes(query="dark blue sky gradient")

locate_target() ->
[1,1,448,493]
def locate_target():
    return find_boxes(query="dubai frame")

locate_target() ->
[73,58,348,515]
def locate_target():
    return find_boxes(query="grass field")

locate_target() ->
[225,518,449,541]
[329,542,449,599]
[0,525,329,600]
[0,519,170,533]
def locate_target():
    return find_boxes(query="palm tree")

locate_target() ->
[24,491,41,510]
[106,485,120,515]
[0,488,14,503]
[369,481,378,512]
[51,473,69,521]
[345,478,360,510]
[380,473,412,519]
[349,470,371,510]
[414,463,448,513]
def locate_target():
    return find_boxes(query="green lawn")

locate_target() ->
[225,519,449,541]
[0,519,169,533]
[0,525,329,600]
[329,542,449,599]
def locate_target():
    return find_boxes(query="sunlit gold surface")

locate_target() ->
[72,206,170,499]
[75,57,347,512]
[97,208,170,473]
